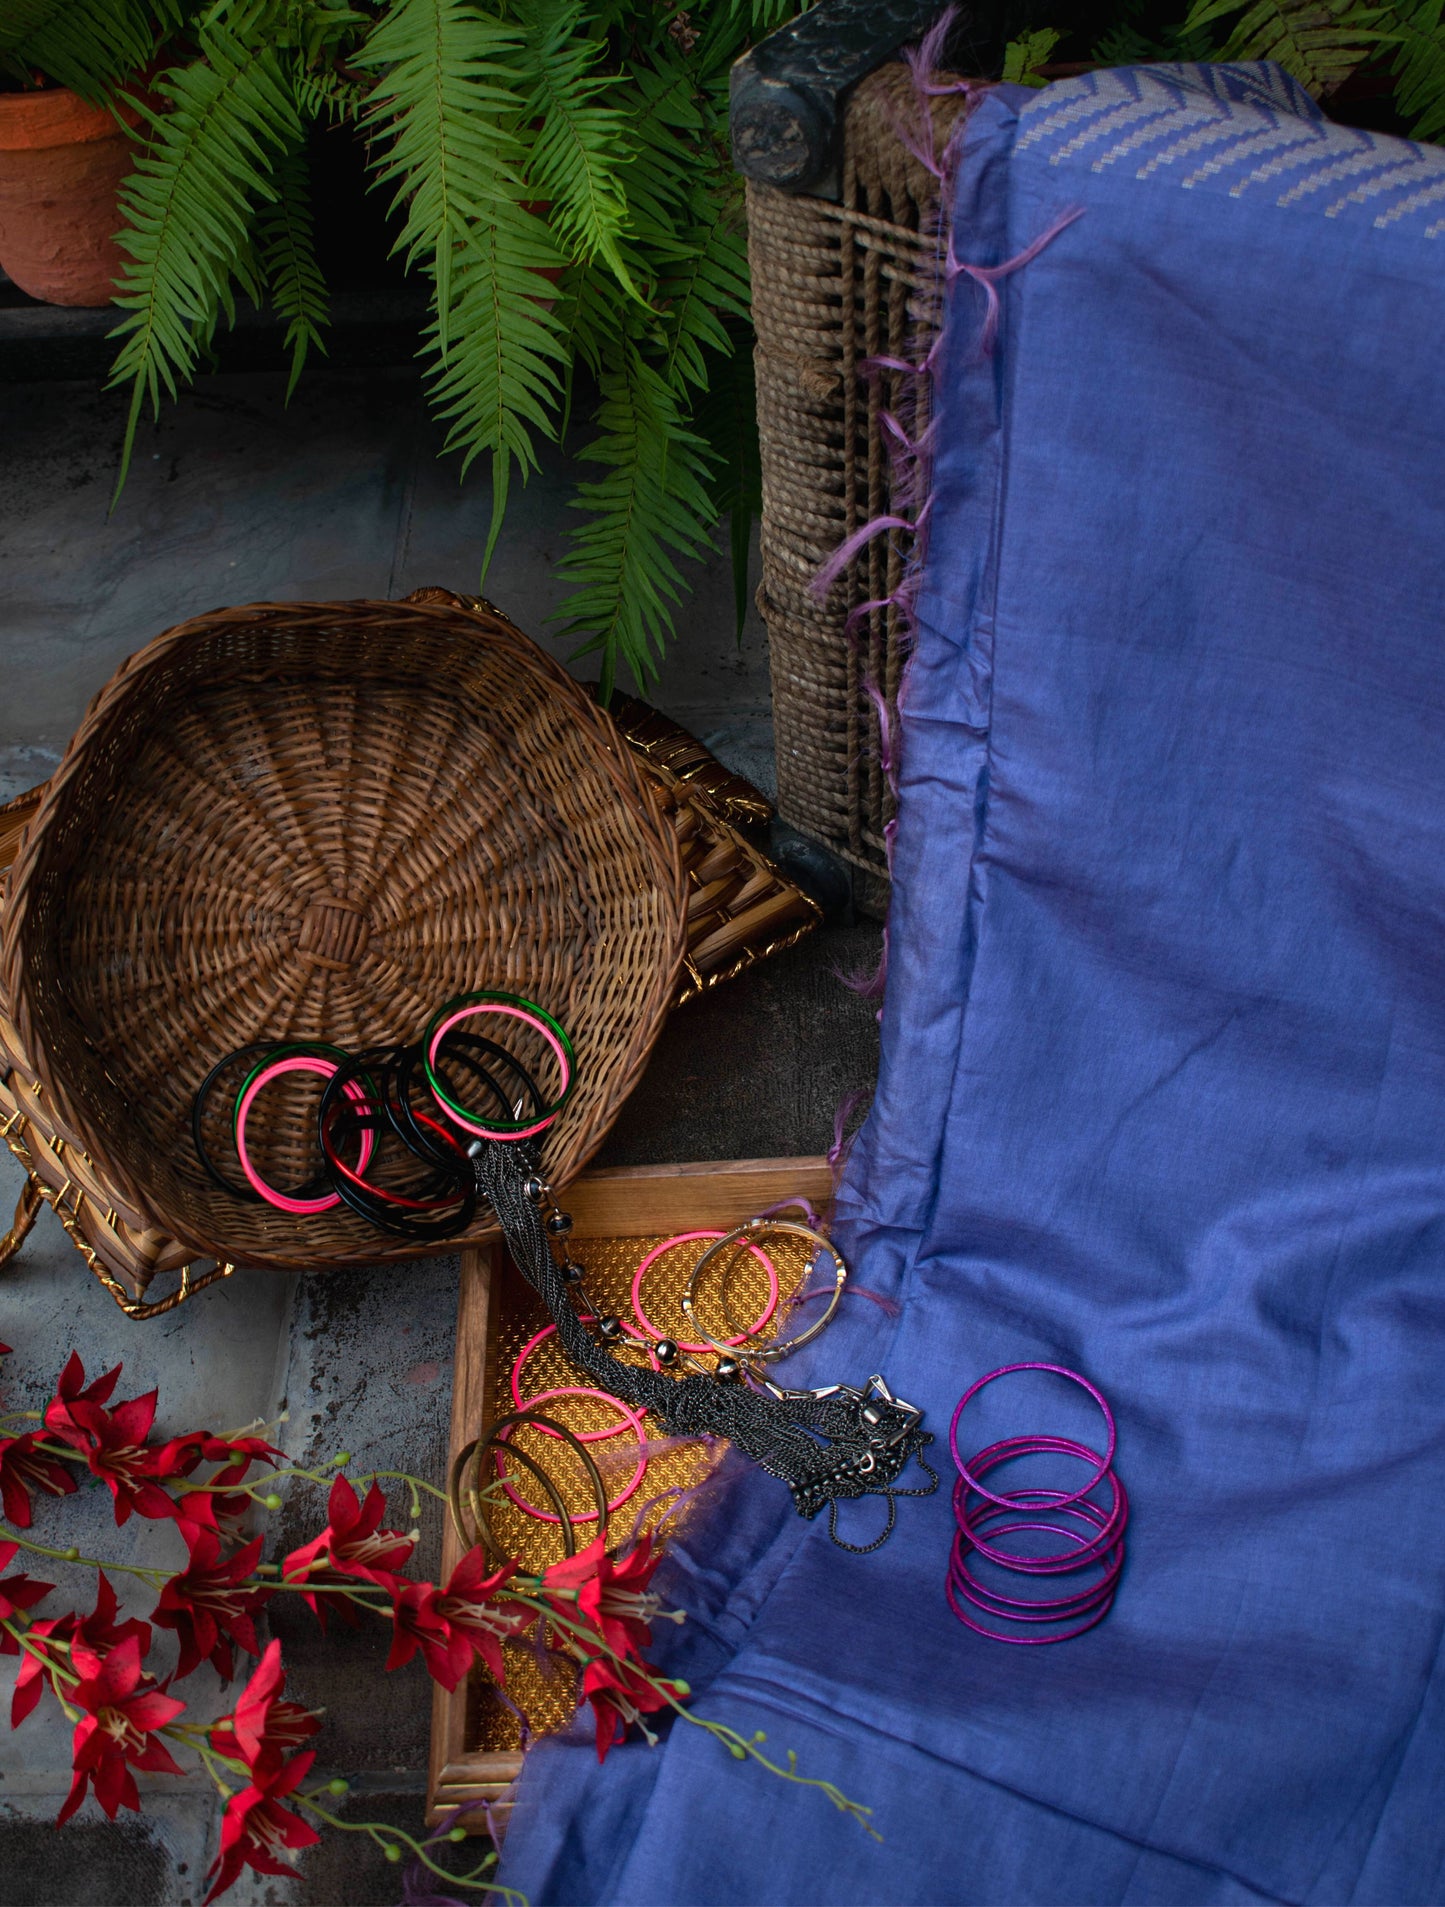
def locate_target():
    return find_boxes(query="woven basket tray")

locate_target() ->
[0,594,686,1278]
[750,63,966,916]
[0,602,819,1313]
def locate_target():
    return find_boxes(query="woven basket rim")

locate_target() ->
[0,596,688,1271]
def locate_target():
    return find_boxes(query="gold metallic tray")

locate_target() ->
[428,1154,833,1831]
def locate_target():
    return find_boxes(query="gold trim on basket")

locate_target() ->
[0,1100,235,1319]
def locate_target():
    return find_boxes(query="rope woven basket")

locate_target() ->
[750,63,967,916]
[0,593,687,1276]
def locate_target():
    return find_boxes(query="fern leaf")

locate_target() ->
[558,340,717,698]
[0,0,158,101]
[1002,28,1061,85]
[257,140,329,399]
[516,0,640,295]
[1183,0,1392,95]
[358,0,568,567]
[107,31,302,494]
[1387,0,1445,139]
[657,179,750,391]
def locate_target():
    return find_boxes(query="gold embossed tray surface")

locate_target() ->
[429,1154,834,1832]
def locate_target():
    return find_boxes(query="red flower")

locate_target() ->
[541,1534,668,1658]
[580,1651,685,1762]
[12,1571,151,1728]
[0,1430,78,1528]
[209,1641,320,1779]
[157,1432,284,1490]
[152,1526,271,1681]
[56,1635,185,1826]
[431,1547,528,1686]
[280,1477,415,1628]
[203,1750,320,1903]
[43,1350,122,1434]
[537,1537,683,1760]
[173,1488,254,1545]
[43,1354,191,1526]
[0,1540,53,1640]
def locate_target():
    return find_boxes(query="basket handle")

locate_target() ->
[0,1173,41,1272]
[730,0,978,198]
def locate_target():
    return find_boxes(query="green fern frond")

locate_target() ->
[358,0,535,343]
[0,0,159,101]
[1183,0,1392,95]
[657,181,749,390]
[295,61,370,123]
[559,339,717,698]
[1387,0,1445,138]
[1002,27,1061,84]
[358,0,569,568]
[107,31,302,493]
[257,140,329,398]
[516,0,640,295]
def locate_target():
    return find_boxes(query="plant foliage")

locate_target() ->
[5,0,1445,685]
[0,0,757,693]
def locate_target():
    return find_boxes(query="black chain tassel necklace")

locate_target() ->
[472,1138,937,1553]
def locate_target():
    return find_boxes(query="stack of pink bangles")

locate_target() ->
[190,990,573,1241]
[947,1363,1128,1645]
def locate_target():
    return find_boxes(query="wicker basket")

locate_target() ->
[0,594,687,1278]
[750,63,966,917]
[0,601,821,1313]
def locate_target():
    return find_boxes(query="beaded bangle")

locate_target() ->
[630,1230,781,1355]
[682,1218,846,1365]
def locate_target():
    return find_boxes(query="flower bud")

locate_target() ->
[333,1451,351,1465]
[263,1493,283,1511]
[327,1778,349,1796]
[448,1827,468,1842]
[384,1844,402,1863]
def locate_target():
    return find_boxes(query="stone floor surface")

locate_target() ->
[0,364,882,1906]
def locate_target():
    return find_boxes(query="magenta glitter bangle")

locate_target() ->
[629,1230,781,1354]
[494,1389,648,1524]
[949,1364,1117,1512]
[426,1001,571,1142]
[235,1055,376,1215]
[954,1477,1128,1575]
[944,1570,1117,1646]
[951,1502,1125,1616]
[954,1437,1128,1572]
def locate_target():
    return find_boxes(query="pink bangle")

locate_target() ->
[425,1001,570,1142]
[234,1056,375,1215]
[510,1327,636,1443]
[494,1388,648,1524]
[630,1231,781,1354]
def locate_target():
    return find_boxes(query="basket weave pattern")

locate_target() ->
[750,65,966,916]
[0,597,686,1274]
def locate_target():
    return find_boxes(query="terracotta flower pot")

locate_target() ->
[0,86,138,307]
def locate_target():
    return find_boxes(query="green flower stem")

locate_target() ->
[1,1522,171,1585]
[297,1795,525,1903]
[2,1615,80,1692]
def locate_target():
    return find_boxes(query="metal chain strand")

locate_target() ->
[472,1140,936,1544]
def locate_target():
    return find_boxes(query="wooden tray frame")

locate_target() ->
[428,1154,834,1831]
